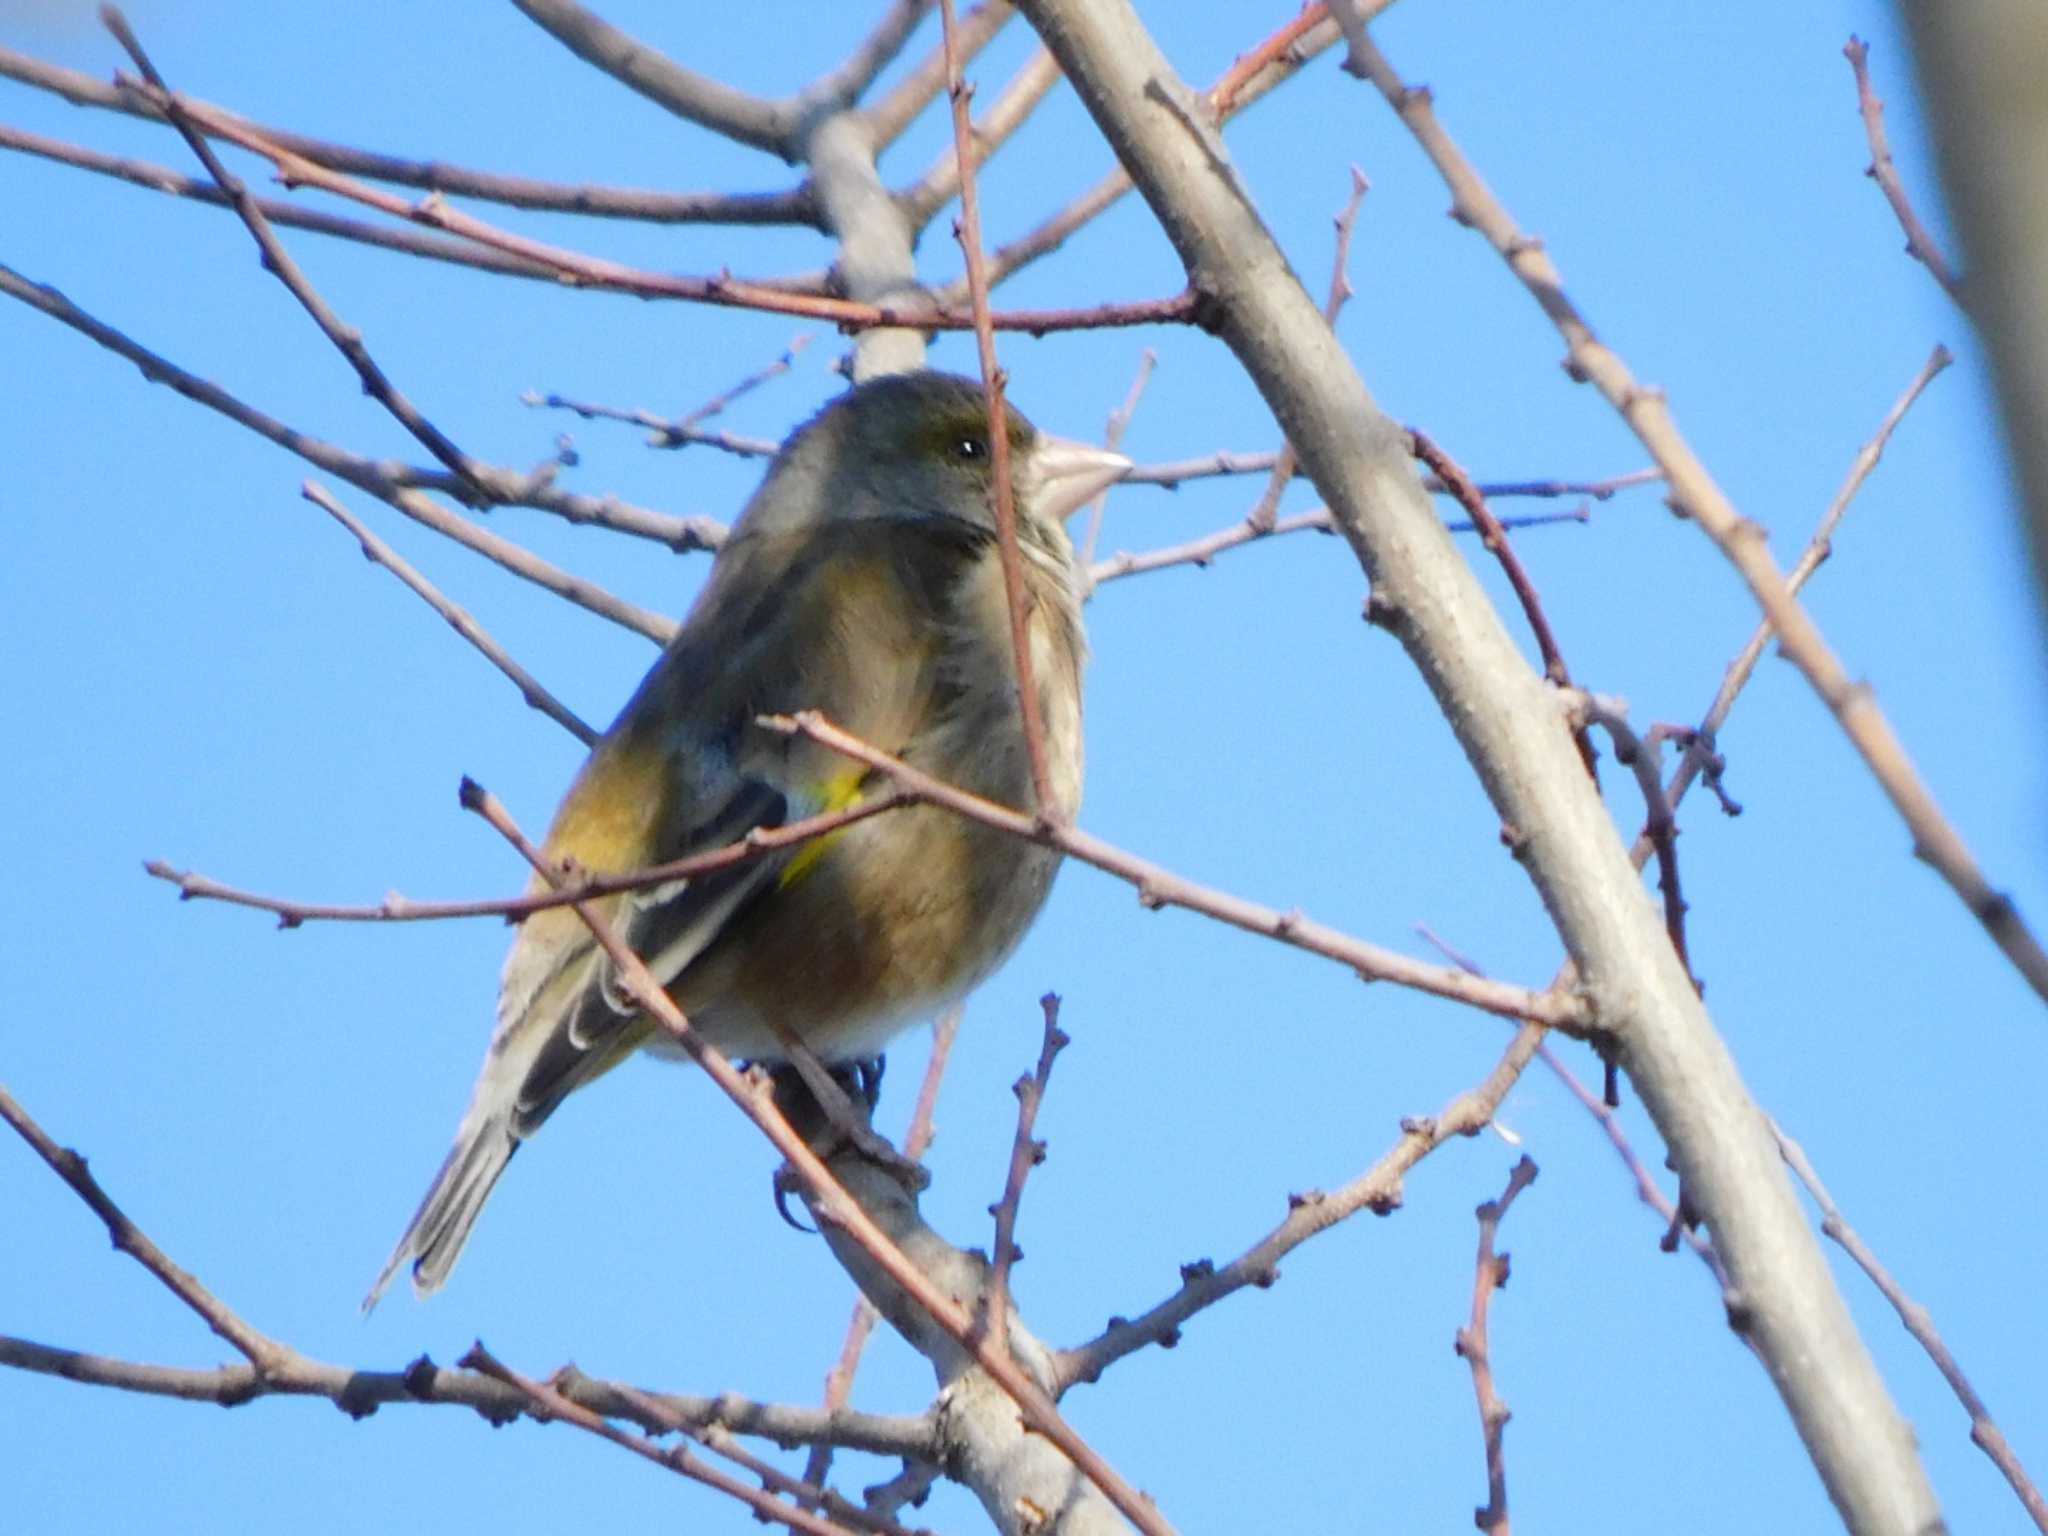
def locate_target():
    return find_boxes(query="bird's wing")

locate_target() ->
[496,518,975,1129]
[366,519,977,1305]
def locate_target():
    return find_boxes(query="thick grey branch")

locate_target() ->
[1012,4,1943,1533]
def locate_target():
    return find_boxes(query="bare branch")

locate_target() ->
[1348,31,2048,1013]
[0,124,561,282]
[0,262,678,640]
[462,1345,877,1536]
[0,44,816,224]
[1247,168,1367,534]
[302,480,598,745]
[766,711,1588,1029]
[104,11,493,499]
[1057,1021,1548,1389]
[1456,1156,1538,1536]
[929,3,1362,306]
[802,1007,964,1502]
[1843,37,1963,302]
[1654,346,1953,833]
[1567,692,1693,982]
[142,791,914,927]
[1018,4,1944,1528]
[1077,348,1155,569]
[805,0,937,116]
[1774,1125,2048,1533]
[0,1333,934,1454]
[0,1082,293,1376]
[859,0,1013,151]
[1087,502,1589,591]
[896,46,1064,230]
[982,995,1068,1360]
[510,0,798,157]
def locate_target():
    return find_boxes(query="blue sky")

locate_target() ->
[4,2,2044,1532]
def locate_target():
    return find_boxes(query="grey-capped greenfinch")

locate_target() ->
[367,370,1129,1305]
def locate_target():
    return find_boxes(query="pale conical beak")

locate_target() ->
[1030,435,1133,522]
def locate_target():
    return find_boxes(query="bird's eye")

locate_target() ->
[952,435,987,461]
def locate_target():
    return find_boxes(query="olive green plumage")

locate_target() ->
[367,371,1129,1306]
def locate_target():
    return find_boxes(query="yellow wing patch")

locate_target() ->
[778,768,867,891]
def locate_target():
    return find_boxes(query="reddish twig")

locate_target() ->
[142,790,914,927]
[1408,426,1597,778]
[939,0,1056,821]
[1773,1125,2048,1532]
[983,996,1068,1359]
[1568,692,1694,985]
[763,711,1589,1030]
[101,8,493,503]
[1843,37,1964,304]
[1456,1156,1538,1536]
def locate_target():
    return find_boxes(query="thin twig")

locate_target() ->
[1843,37,1964,304]
[1088,503,1588,589]
[1248,168,1367,534]
[858,0,1014,150]
[1410,924,1728,1284]
[1077,349,1156,571]
[1056,1021,1548,1390]
[0,263,683,639]
[0,123,563,282]
[674,335,813,431]
[939,0,1057,821]
[597,1378,932,1536]
[983,996,1068,1359]
[301,481,597,745]
[0,1331,933,1451]
[1349,31,2048,1008]
[0,44,815,225]
[896,46,1064,230]
[142,791,913,927]
[1773,1124,2048,1532]
[1408,425,1598,779]
[927,3,1368,305]
[1652,346,1953,837]
[764,711,1588,1030]
[462,1344,871,1536]
[1568,692,1693,983]
[102,8,493,502]
[107,81,1193,334]
[1457,1156,1538,1536]
[0,1083,292,1376]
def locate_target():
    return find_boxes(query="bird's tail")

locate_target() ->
[362,1101,520,1313]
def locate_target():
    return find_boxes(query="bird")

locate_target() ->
[365,370,1130,1307]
